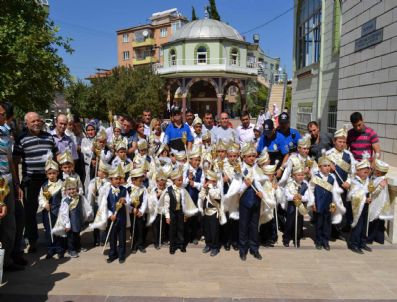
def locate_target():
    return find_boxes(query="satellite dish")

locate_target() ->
[142,30,149,37]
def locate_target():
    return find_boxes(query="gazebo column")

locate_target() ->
[217,94,223,120]
[241,93,247,113]
[182,95,187,122]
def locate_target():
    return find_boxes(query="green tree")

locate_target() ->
[192,6,198,21]
[208,0,221,21]
[284,85,292,111]
[65,66,166,120]
[0,0,73,115]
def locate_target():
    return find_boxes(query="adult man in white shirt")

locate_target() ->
[142,109,152,136]
[236,111,255,146]
[201,111,217,142]
[214,112,237,143]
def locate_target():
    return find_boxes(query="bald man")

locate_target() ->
[13,112,58,253]
[51,114,78,161]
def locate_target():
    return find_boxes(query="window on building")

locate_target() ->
[171,21,182,33]
[327,103,337,134]
[270,63,274,70]
[160,28,168,38]
[170,49,176,66]
[263,61,268,69]
[297,104,313,132]
[197,46,207,64]
[123,51,130,60]
[297,0,322,69]
[123,34,129,43]
[230,48,239,65]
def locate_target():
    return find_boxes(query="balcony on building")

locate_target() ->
[132,29,155,48]
[156,58,258,76]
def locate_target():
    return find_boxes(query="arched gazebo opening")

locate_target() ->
[187,80,218,118]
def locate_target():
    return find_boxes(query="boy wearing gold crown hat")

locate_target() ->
[192,116,204,148]
[308,153,344,251]
[111,140,132,169]
[38,158,64,259]
[164,167,198,254]
[278,133,318,187]
[58,150,84,195]
[183,147,204,245]
[220,142,241,251]
[53,177,93,258]
[367,157,392,244]
[238,142,265,261]
[347,155,373,253]
[129,167,148,254]
[282,163,310,248]
[86,161,110,247]
[198,170,226,257]
[366,157,391,245]
[257,155,284,247]
[147,169,169,249]
[91,129,113,167]
[326,125,356,234]
[108,120,128,152]
[104,164,131,263]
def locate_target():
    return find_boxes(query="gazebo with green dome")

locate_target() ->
[157,18,259,119]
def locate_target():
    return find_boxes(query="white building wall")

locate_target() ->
[337,0,397,163]
[291,0,339,133]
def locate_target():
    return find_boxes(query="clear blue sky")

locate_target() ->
[49,0,294,80]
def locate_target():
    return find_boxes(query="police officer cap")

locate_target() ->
[262,119,274,136]
[279,112,290,123]
[171,107,181,115]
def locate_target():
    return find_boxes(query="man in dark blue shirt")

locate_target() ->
[164,108,193,151]
[257,119,289,167]
[276,112,301,177]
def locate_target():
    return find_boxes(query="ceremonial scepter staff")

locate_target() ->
[158,190,163,249]
[366,180,375,237]
[130,196,139,250]
[272,177,279,235]
[102,200,123,255]
[234,162,271,210]
[43,186,54,243]
[182,131,189,162]
[294,184,302,248]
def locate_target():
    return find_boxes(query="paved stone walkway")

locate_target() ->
[1,229,397,301]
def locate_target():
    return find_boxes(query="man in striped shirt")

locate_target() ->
[347,112,380,161]
[13,112,58,253]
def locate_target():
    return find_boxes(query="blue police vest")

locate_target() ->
[186,168,202,204]
[107,186,128,225]
[240,168,261,209]
[335,151,351,186]
[314,174,334,213]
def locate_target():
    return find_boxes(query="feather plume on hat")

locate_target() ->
[318,149,331,166]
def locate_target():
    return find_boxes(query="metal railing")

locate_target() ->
[156,58,258,75]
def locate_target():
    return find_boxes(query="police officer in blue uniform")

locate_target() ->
[257,119,289,167]
[164,108,193,152]
[276,112,301,178]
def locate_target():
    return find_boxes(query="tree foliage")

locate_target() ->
[284,85,292,111]
[191,6,198,21]
[65,66,166,120]
[0,0,73,115]
[232,81,268,117]
[208,0,221,21]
